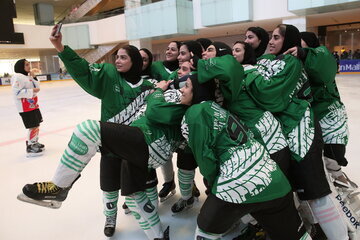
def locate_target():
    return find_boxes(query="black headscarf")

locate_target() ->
[196,38,212,51]
[119,45,143,84]
[14,59,29,76]
[212,42,232,57]
[189,74,215,105]
[163,41,181,71]
[233,41,257,65]
[246,27,269,58]
[300,32,320,48]
[140,48,153,77]
[278,24,301,56]
[181,41,203,59]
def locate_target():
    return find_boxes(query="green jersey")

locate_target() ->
[251,54,315,161]
[151,61,173,81]
[197,55,288,155]
[131,89,187,169]
[304,46,348,145]
[182,101,290,204]
[59,46,155,123]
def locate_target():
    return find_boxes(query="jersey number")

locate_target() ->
[227,115,247,145]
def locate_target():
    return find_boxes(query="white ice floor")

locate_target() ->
[0,75,360,240]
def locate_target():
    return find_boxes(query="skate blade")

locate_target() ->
[26,152,44,158]
[171,204,194,216]
[160,189,176,203]
[17,193,62,209]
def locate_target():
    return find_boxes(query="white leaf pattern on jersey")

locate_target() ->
[287,107,314,159]
[215,140,276,204]
[320,102,349,145]
[255,111,288,154]
[180,117,189,142]
[108,89,152,124]
[148,135,177,169]
[256,59,286,81]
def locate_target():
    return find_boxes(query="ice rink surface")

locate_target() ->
[0,75,359,240]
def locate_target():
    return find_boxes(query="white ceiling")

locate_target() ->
[3,1,360,59]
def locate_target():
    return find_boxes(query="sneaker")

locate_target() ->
[26,143,43,157]
[104,214,117,237]
[22,181,69,202]
[171,196,194,213]
[122,202,131,215]
[159,179,176,202]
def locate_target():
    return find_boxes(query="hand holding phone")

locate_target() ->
[53,23,63,37]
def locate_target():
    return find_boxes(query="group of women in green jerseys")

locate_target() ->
[18,22,356,240]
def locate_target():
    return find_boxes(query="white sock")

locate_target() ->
[310,194,348,240]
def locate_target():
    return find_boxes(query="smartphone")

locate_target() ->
[53,22,63,36]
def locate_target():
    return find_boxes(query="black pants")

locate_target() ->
[287,120,331,200]
[198,192,307,240]
[99,122,151,196]
[324,143,348,167]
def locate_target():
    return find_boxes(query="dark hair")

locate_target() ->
[189,74,216,105]
[181,41,203,59]
[119,45,143,84]
[300,32,320,48]
[246,27,269,58]
[233,41,257,65]
[196,38,212,51]
[139,48,153,77]
[14,59,29,76]
[275,24,301,55]
[170,41,182,52]
[212,42,232,57]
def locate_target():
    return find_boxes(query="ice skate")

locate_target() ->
[104,214,117,237]
[154,226,170,240]
[122,202,131,215]
[34,142,45,150]
[17,176,80,209]
[17,182,68,209]
[171,196,194,215]
[26,143,43,157]
[232,223,266,240]
[159,179,176,202]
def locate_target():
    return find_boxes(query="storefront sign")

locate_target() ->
[340,59,360,72]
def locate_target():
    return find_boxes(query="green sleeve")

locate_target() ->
[167,70,179,80]
[58,45,116,99]
[197,55,244,102]
[185,105,218,186]
[151,61,170,81]
[146,89,187,125]
[304,46,339,96]
[245,54,302,112]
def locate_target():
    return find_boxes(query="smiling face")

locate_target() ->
[165,42,179,62]
[177,61,192,78]
[180,78,193,105]
[245,30,261,50]
[202,45,216,60]
[140,50,149,71]
[232,43,245,63]
[178,45,192,65]
[115,48,132,72]
[268,27,284,55]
